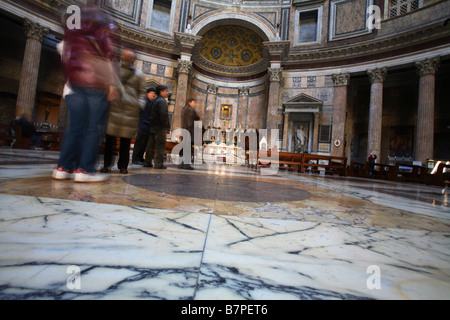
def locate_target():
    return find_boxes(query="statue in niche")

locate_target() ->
[295,125,308,153]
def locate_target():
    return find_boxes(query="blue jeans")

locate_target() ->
[58,87,109,173]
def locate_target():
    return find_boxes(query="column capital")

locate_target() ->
[367,67,387,84]
[24,19,49,42]
[332,73,350,86]
[268,67,283,82]
[207,84,218,94]
[238,87,250,96]
[177,59,192,75]
[415,56,440,76]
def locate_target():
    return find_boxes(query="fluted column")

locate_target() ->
[414,56,439,165]
[173,59,192,129]
[173,32,201,130]
[16,19,49,120]
[266,67,282,130]
[204,84,218,128]
[367,67,387,160]
[282,111,289,151]
[237,87,249,130]
[331,73,350,157]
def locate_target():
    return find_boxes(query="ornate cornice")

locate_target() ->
[24,18,49,42]
[332,73,350,86]
[367,67,387,84]
[263,40,290,61]
[174,32,202,53]
[119,26,178,54]
[415,56,440,76]
[286,22,450,65]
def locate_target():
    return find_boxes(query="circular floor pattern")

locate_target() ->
[123,174,311,202]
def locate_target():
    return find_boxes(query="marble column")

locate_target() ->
[173,32,201,130]
[367,67,387,160]
[267,67,282,128]
[282,111,289,151]
[331,73,350,157]
[204,84,218,128]
[173,59,192,129]
[237,87,249,130]
[15,19,49,120]
[312,112,320,153]
[414,56,439,165]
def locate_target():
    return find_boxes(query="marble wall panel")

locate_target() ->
[330,0,371,40]
[101,0,142,24]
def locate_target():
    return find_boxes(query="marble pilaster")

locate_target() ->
[282,111,289,151]
[15,19,49,120]
[367,67,387,160]
[312,112,320,153]
[237,87,249,130]
[414,56,439,165]
[204,84,218,128]
[331,73,350,157]
[173,59,192,129]
[173,32,201,130]
[266,67,282,133]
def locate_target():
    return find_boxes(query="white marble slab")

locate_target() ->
[1,194,449,300]
[197,215,450,300]
[0,194,210,299]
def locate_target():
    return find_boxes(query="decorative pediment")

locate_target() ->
[283,93,322,113]
[283,93,323,105]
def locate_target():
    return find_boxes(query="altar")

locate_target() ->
[202,143,246,165]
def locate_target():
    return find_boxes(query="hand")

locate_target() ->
[107,86,119,102]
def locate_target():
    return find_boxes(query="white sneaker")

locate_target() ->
[74,169,109,183]
[52,167,75,180]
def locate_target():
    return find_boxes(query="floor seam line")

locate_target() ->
[192,210,213,299]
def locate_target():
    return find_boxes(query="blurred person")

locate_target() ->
[132,87,156,165]
[178,98,200,170]
[12,114,42,149]
[368,151,377,176]
[144,85,169,169]
[53,4,119,182]
[101,49,146,174]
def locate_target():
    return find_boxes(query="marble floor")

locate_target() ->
[0,147,449,300]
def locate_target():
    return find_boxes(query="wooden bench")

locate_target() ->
[301,154,347,176]
[257,151,346,176]
[0,125,31,149]
[425,162,450,187]
[349,161,450,186]
[258,151,304,172]
[388,163,428,183]
[40,131,63,151]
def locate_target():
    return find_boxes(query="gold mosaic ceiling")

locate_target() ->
[199,26,264,67]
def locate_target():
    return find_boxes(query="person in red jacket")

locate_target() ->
[368,151,377,176]
[53,4,119,182]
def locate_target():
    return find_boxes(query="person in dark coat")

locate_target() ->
[12,114,41,149]
[368,151,377,176]
[101,49,146,174]
[143,85,169,169]
[178,98,200,170]
[132,87,156,165]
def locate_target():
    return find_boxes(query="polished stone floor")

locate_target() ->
[0,147,449,300]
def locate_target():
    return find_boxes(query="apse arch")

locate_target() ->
[190,11,276,42]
